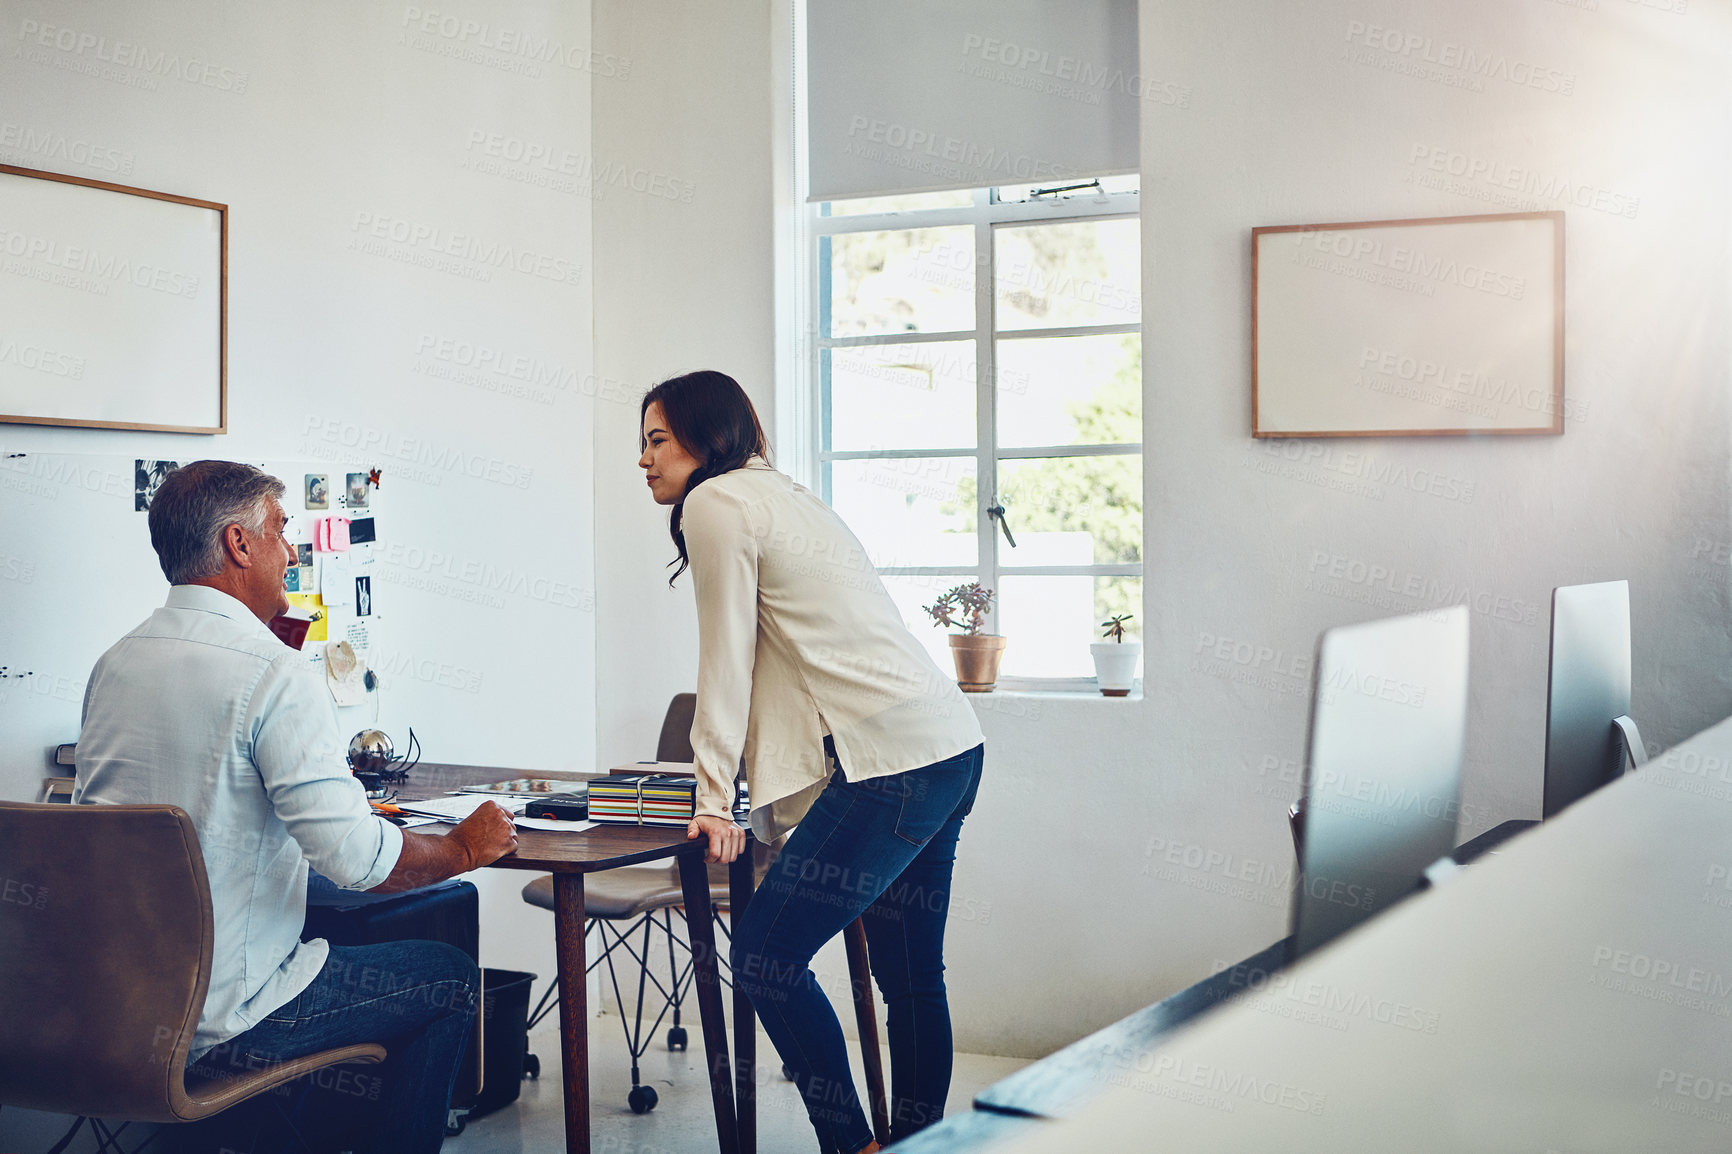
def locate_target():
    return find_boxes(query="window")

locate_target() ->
[806,179,1142,689]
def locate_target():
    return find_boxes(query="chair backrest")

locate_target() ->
[656,693,698,762]
[0,801,215,1122]
[1291,607,1470,959]
[653,692,776,878]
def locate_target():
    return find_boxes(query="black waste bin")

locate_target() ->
[469,968,538,1118]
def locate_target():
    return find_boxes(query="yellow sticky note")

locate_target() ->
[286,593,328,642]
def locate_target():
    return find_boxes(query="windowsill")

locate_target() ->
[970,678,1143,700]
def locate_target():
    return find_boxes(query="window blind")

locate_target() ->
[806,0,1140,202]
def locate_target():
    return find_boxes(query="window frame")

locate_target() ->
[805,184,1143,692]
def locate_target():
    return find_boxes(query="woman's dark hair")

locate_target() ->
[641,370,769,584]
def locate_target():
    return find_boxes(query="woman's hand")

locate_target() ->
[688,813,746,865]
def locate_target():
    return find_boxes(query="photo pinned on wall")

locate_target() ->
[293,543,316,594]
[344,472,370,508]
[135,460,179,512]
[355,575,372,617]
[305,474,329,510]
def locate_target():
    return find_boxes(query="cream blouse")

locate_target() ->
[682,459,983,841]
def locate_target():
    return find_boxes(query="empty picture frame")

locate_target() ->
[1253,211,1563,438]
[0,164,226,433]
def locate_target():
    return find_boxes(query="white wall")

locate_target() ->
[584,0,1730,1062]
[590,0,777,769]
[0,0,599,1028]
[933,0,1731,1059]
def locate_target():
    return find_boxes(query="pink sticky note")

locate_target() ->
[313,517,351,551]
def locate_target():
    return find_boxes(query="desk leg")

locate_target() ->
[679,851,740,1154]
[728,852,757,1154]
[552,873,589,1154]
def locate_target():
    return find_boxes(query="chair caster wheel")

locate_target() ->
[667,1026,688,1051]
[782,1064,795,1081]
[523,1052,540,1079]
[444,1110,468,1137]
[628,1085,659,1114]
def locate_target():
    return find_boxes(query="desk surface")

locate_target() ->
[988,716,1732,1154]
[395,762,699,873]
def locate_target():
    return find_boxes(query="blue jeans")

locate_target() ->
[199,940,479,1154]
[732,743,984,1153]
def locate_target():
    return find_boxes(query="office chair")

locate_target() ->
[520,695,890,1143]
[0,801,386,1154]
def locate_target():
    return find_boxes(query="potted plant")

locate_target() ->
[1090,614,1141,697]
[925,582,1007,693]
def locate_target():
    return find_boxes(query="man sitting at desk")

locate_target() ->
[75,460,516,1154]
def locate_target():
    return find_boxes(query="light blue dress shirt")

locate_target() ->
[75,585,404,1060]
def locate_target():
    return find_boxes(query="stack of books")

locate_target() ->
[586,774,698,826]
[638,776,699,826]
[586,775,650,824]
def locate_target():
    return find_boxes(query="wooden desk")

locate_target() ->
[969,718,1732,1152]
[398,764,754,1154]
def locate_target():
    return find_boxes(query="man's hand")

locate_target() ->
[688,813,745,865]
[370,800,518,893]
[450,800,519,870]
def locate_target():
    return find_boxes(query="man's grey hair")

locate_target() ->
[147,460,287,585]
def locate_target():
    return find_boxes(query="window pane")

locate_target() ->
[997,332,1140,448]
[881,574,975,675]
[994,218,1141,331]
[997,575,1142,677]
[824,190,974,217]
[825,227,975,338]
[828,457,978,568]
[997,455,1141,565]
[828,342,976,452]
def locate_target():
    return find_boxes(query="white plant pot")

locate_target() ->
[1090,641,1142,697]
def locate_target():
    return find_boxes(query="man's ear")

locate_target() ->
[221,522,253,569]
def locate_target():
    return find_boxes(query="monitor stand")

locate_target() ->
[1612,714,1648,772]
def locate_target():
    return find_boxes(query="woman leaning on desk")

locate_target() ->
[638,370,985,1154]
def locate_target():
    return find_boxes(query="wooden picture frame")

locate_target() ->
[0,164,226,434]
[1252,211,1563,438]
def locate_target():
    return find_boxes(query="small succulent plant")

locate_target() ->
[1100,614,1134,643]
[925,582,996,636]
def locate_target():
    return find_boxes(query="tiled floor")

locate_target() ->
[446,1012,1031,1154]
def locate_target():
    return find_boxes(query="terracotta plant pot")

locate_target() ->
[949,634,1008,692]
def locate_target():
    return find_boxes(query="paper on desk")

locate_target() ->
[514,816,600,833]
[397,794,528,822]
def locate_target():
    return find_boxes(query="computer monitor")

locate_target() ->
[1544,580,1644,819]
[1291,606,1470,959]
